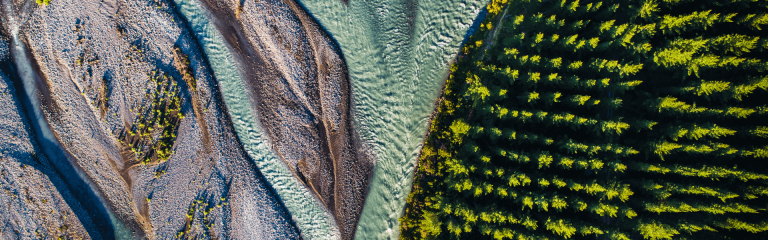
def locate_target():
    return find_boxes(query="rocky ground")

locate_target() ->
[0,0,306,238]
[0,38,92,239]
[197,0,375,239]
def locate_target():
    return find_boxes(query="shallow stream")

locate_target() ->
[0,1,133,239]
[296,1,488,239]
[170,0,489,239]
[170,0,340,239]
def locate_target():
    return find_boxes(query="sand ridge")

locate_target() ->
[196,0,375,239]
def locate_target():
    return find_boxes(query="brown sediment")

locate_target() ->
[139,197,151,233]
[171,48,197,91]
[197,0,375,239]
[98,76,109,119]
[107,151,154,236]
[51,123,148,240]
[285,2,377,237]
[111,141,150,227]
[115,147,138,196]
[17,31,152,239]
[181,201,194,238]
[171,48,211,153]
[21,37,63,123]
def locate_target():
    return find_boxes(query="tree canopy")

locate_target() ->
[401,0,768,239]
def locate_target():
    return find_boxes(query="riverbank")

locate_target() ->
[170,0,333,238]
[0,56,94,240]
[294,0,491,238]
[193,0,376,238]
[398,1,507,237]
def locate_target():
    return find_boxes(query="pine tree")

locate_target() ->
[466,74,490,107]
[402,0,768,239]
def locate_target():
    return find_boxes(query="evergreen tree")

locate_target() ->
[401,0,768,239]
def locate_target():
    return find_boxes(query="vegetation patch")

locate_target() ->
[178,195,225,239]
[120,70,183,165]
[401,0,768,239]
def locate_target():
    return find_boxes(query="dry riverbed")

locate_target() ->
[0,0,305,238]
[0,54,92,239]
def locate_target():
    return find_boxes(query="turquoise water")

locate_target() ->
[295,1,488,239]
[171,0,340,239]
[173,0,489,238]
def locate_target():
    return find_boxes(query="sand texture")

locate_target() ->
[196,0,374,239]
[0,0,302,238]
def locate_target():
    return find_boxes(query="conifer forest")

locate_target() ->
[401,0,768,239]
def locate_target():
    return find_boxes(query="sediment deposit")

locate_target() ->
[198,0,374,238]
[0,55,92,239]
[0,0,301,238]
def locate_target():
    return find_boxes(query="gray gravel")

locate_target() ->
[0,65,93,239]
[0,0,302,238]
[197,0,375,238]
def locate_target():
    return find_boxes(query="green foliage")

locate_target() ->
[36,0,50,5]
[545,218,577,238]
[751,126,768,138]
[715,219,768,233]
[121,70,183,164]
[659,10,726,35]
[450,119,471,143]
[636,221,680,240]
[645,201,759,214]
[465,74,490,106]
[401,0,768,239]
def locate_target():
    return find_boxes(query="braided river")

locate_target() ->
[173,0,489,238]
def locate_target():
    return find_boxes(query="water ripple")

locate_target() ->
[296,0,488,239]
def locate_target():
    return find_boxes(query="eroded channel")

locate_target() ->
[0,1,131,239]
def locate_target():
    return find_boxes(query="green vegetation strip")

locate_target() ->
[400,0,768,239]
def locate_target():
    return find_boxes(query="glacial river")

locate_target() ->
[297,1,488,239]
[171,0,341,239]
[172,0,488,239]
